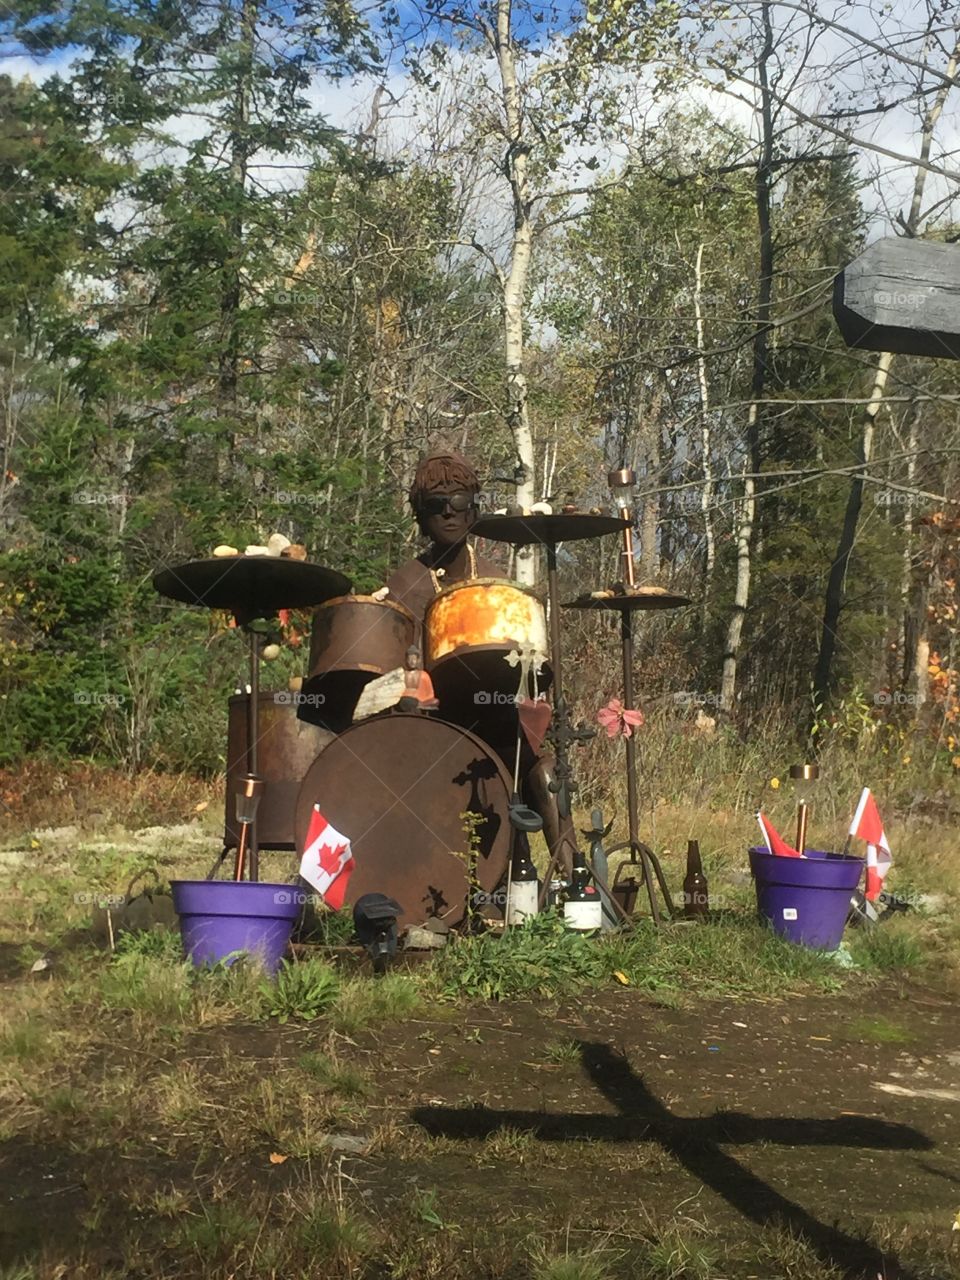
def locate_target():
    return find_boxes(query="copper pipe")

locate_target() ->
[233,823,249,881]
[621,508,636,587]
[795,801,809,855]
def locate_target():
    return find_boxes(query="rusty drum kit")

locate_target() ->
[152,481,690,930]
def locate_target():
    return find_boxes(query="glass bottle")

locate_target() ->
[563,852,603,931]
[683,840,709,919]
[506,833,539,926]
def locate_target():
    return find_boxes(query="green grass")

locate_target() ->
[543,1036,582,1065]
[177,1202,260,1260]
[530,1244,618,1280]
[601,917,845,999]
[296,1203,372,1260]
[846,920,926,972]
[328,973,423,1032]
[435,911,608,1000]
[98,950,195,1021]
[0,1019,50,1063]
[297,1050,372,1098]
[844,1014,914,1044]
[640,1231,717,1280]
[431,911,851,1005]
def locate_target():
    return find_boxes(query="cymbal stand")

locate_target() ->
[601,601,675,925]
[541,539,595,881]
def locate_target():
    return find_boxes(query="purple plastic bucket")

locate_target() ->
[748,848,865,950]
[171,880,300,974]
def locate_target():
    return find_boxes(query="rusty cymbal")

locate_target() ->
[471,513,629,545]
[152,557,351,616]
[564,586,692,611]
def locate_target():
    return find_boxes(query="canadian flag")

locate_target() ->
[756,811,803,858]
[848,788,891,902]
[299,806,355,910]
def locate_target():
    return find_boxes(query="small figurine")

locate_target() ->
[398,645,439,712]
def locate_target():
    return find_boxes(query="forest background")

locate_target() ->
[0,0,958,824]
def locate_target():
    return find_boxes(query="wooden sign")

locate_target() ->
[833,237,960,361]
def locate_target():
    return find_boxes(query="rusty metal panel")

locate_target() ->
[225,693,334,850]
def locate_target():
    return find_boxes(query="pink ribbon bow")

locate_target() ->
[597,698,644,738]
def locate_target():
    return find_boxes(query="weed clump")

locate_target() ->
[847,919,926,972]
[266,956,340,1022]
[436,911,607,1000]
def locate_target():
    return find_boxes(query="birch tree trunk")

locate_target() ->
[495,0,537,585]
[692,240,716,630]
[720,0,774,714]
[217,0,257,483]
[637,378,662,582]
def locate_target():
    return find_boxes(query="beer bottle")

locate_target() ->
[563,851,603,931]
[683,840,709,919]
[506,833,539,926]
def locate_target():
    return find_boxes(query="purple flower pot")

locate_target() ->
[171,880,300,974]
[748,848,865,951]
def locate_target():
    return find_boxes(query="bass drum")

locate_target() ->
[294,714,513,927]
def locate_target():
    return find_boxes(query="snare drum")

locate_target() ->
[300,594,416,732]
[424,578,550,714]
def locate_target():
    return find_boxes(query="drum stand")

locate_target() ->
[541,538,597,878]
[207,620,263,881]
[534,542,635,925]
[470,512,635,906]
[561,535,691,924]
[151,554,351,881]
[600,599,675,925]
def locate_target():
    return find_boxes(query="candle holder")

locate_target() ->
[607,467,637,587]
[233,773,264,881]
[788,763,820,854]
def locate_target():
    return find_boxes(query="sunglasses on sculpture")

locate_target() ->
[419,492,478,516]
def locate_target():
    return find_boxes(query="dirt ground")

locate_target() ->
[4,977,958,1279]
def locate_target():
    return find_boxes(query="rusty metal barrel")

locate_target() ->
[225,692,334,850]
[299,594,416,732]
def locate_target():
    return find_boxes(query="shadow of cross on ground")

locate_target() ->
[410,1040,935,1280]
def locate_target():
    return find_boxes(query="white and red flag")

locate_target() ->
[299,806,354,910]
[848,788,891,902]
[756,811,803,858]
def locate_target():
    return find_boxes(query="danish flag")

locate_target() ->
[848,788,891,902]
[299,806,355,910]
[756,811,803,858]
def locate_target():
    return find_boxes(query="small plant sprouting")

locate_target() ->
[454,809,486,933]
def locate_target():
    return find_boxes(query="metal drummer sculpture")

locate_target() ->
[385,449,563,867]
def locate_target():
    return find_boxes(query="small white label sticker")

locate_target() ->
[783,907,798,920]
